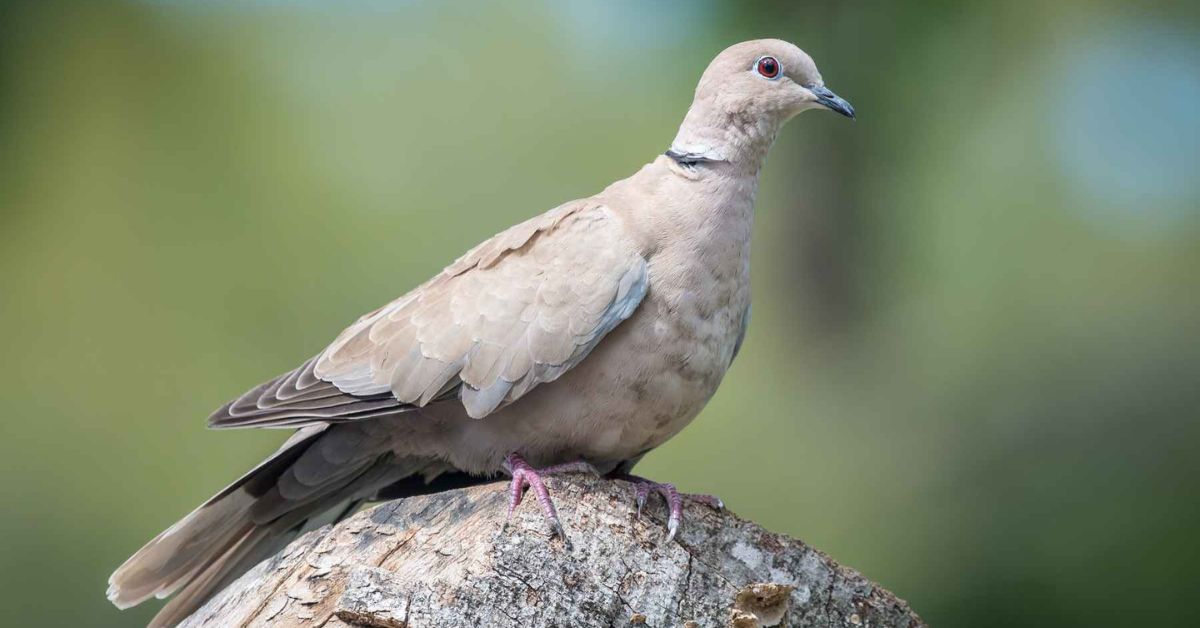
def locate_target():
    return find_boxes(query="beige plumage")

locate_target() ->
[108,38,854,627]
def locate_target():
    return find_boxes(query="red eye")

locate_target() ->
[756,56,780,79]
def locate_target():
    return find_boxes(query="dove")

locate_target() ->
[107,38,854,627]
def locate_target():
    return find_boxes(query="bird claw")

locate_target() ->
[635,482,651,519]
[665,514,680,545]
[503,453,596,541]
[625,475,723,544]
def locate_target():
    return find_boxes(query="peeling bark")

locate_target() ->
[181,475,924,628]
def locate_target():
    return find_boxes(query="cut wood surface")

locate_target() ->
[181,475,924,628]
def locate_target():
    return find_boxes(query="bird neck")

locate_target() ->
[668,104,784,176]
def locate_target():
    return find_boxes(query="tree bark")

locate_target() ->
[181,475,924,628]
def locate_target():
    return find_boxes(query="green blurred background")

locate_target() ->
[2,1,1198,626]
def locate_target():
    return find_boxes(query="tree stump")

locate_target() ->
[180,475,924,628]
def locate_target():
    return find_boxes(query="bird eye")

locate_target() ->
[755,56,781,79]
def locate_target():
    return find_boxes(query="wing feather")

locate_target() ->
[208,200,648,427]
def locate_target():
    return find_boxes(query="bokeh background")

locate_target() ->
[2,1,1198,626]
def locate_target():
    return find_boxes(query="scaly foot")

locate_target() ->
[503,453,598,540]
[624,474,724,543]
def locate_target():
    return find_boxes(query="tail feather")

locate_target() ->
[107,488,257,608]
[147,526,265,628]
[108,424,418,627]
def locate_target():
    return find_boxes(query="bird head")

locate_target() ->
[696,39,855,121]
[669,39,854,166]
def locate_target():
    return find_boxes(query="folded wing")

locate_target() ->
[209,200,648,427]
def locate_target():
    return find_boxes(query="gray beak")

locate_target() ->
[810,85,856,119]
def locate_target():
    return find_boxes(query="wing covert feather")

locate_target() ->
[316,200,648,419]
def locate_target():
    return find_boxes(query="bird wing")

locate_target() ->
[208,200,649,428]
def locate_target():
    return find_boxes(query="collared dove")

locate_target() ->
[108,38,854,627]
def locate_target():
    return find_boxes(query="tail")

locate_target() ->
[107,424,419,628]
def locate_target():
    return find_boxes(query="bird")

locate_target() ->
[107,38,855,627]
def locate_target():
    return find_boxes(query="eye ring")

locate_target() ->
[755,55,781,79]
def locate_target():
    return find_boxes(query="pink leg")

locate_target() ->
[503,453,598,539]
[626,474,724,544]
